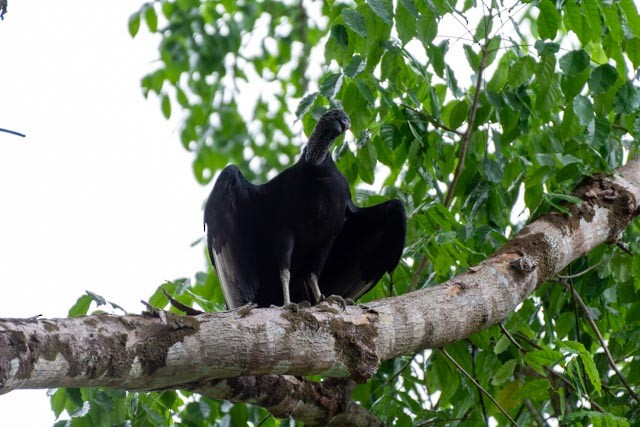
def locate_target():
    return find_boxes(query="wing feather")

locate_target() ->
[319,199,406,300]
[204,165,259,309]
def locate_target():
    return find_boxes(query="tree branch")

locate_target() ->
[182,376,382,427]
[2,157,640,422]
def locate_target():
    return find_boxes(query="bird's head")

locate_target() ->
[305,109,351,165]
[317,109,351,138]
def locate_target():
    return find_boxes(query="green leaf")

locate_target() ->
[448,100,468,129]
[367,0,393,25]
[579,351,602,392]
[559,341,602,392]
[86,291,107,306]
[50,389,67,418]
[613,82,640,114]
[161,94,171,119]
[128,13,141,38]
[587,116,610,148]
[68,294,93,317]
[319,73,343,99]
[582,0,602,42]
[295,92,319,119]
[508,56,536,87]
[491,359,518,386]
[463,44,480,71]
[573,95,594,126]
[620,0,640,38]
[602,5,623,43]
[144,5,158,33]
[395,2,417,45]
[537,0,560,40]
[564,0,590,45]
[516,379,551,402]
[344,55,365,77]
[524,349,564,372]
[484,158,503,183]
[559,50,590,77]
[627,38,640,68]
[342,9,368,38]
[330,25,349,49]
[533,54,562,112]
[417,9,437,49]
[356,143,376,184]
[534,40,560,56]
[589,64,618,94]
[475,15,493,41]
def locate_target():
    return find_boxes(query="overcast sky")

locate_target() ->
[0,2,209,424]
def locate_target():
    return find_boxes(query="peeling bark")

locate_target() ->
[2,157,640,423]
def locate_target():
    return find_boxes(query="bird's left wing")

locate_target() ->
[204,165,260,309]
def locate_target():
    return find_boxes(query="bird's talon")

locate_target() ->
[326,295,347,310]
[297,300,312,309]
[284,303,299,312]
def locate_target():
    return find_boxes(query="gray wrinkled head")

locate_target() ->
[305,109,351,165]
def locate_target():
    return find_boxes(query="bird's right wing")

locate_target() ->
[320,199,406,301]
[204,165,259,309]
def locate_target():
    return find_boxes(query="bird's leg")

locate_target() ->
[281,269,292,306]
[308,273,326,304]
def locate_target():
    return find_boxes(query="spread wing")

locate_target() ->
[204,165,259,309]
[319,199,406,301]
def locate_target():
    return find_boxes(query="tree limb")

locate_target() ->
[2,157,640,422]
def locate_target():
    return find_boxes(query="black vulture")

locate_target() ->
[204,109,406,309]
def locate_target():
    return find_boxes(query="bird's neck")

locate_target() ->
[304,130,335,166]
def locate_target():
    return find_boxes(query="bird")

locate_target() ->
[204,109,406,309]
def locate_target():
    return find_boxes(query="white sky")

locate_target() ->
[0,2,208,424]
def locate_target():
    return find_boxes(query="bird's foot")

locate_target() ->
[284,302,300,312]
[235,303,258,317]
[297,300,312,309]
[325,295,348,311]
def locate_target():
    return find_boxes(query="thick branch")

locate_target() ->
[2,157,640,421]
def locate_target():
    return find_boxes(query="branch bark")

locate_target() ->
[2,157,640,424]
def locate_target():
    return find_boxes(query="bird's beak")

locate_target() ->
[342,118,351,133]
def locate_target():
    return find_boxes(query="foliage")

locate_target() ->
[52,0,640,425]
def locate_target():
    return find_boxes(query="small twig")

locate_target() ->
[471,344,488,425]
[401,104,464,136]
[567,284,640,404]
[408,256,429,292]
[523,399,548,427]
[443,35,490,207]
[556,258,609,280]
[499,323,523,351]
[0,127,26,137]
[441,348,519,426]
[567,277,591,395]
